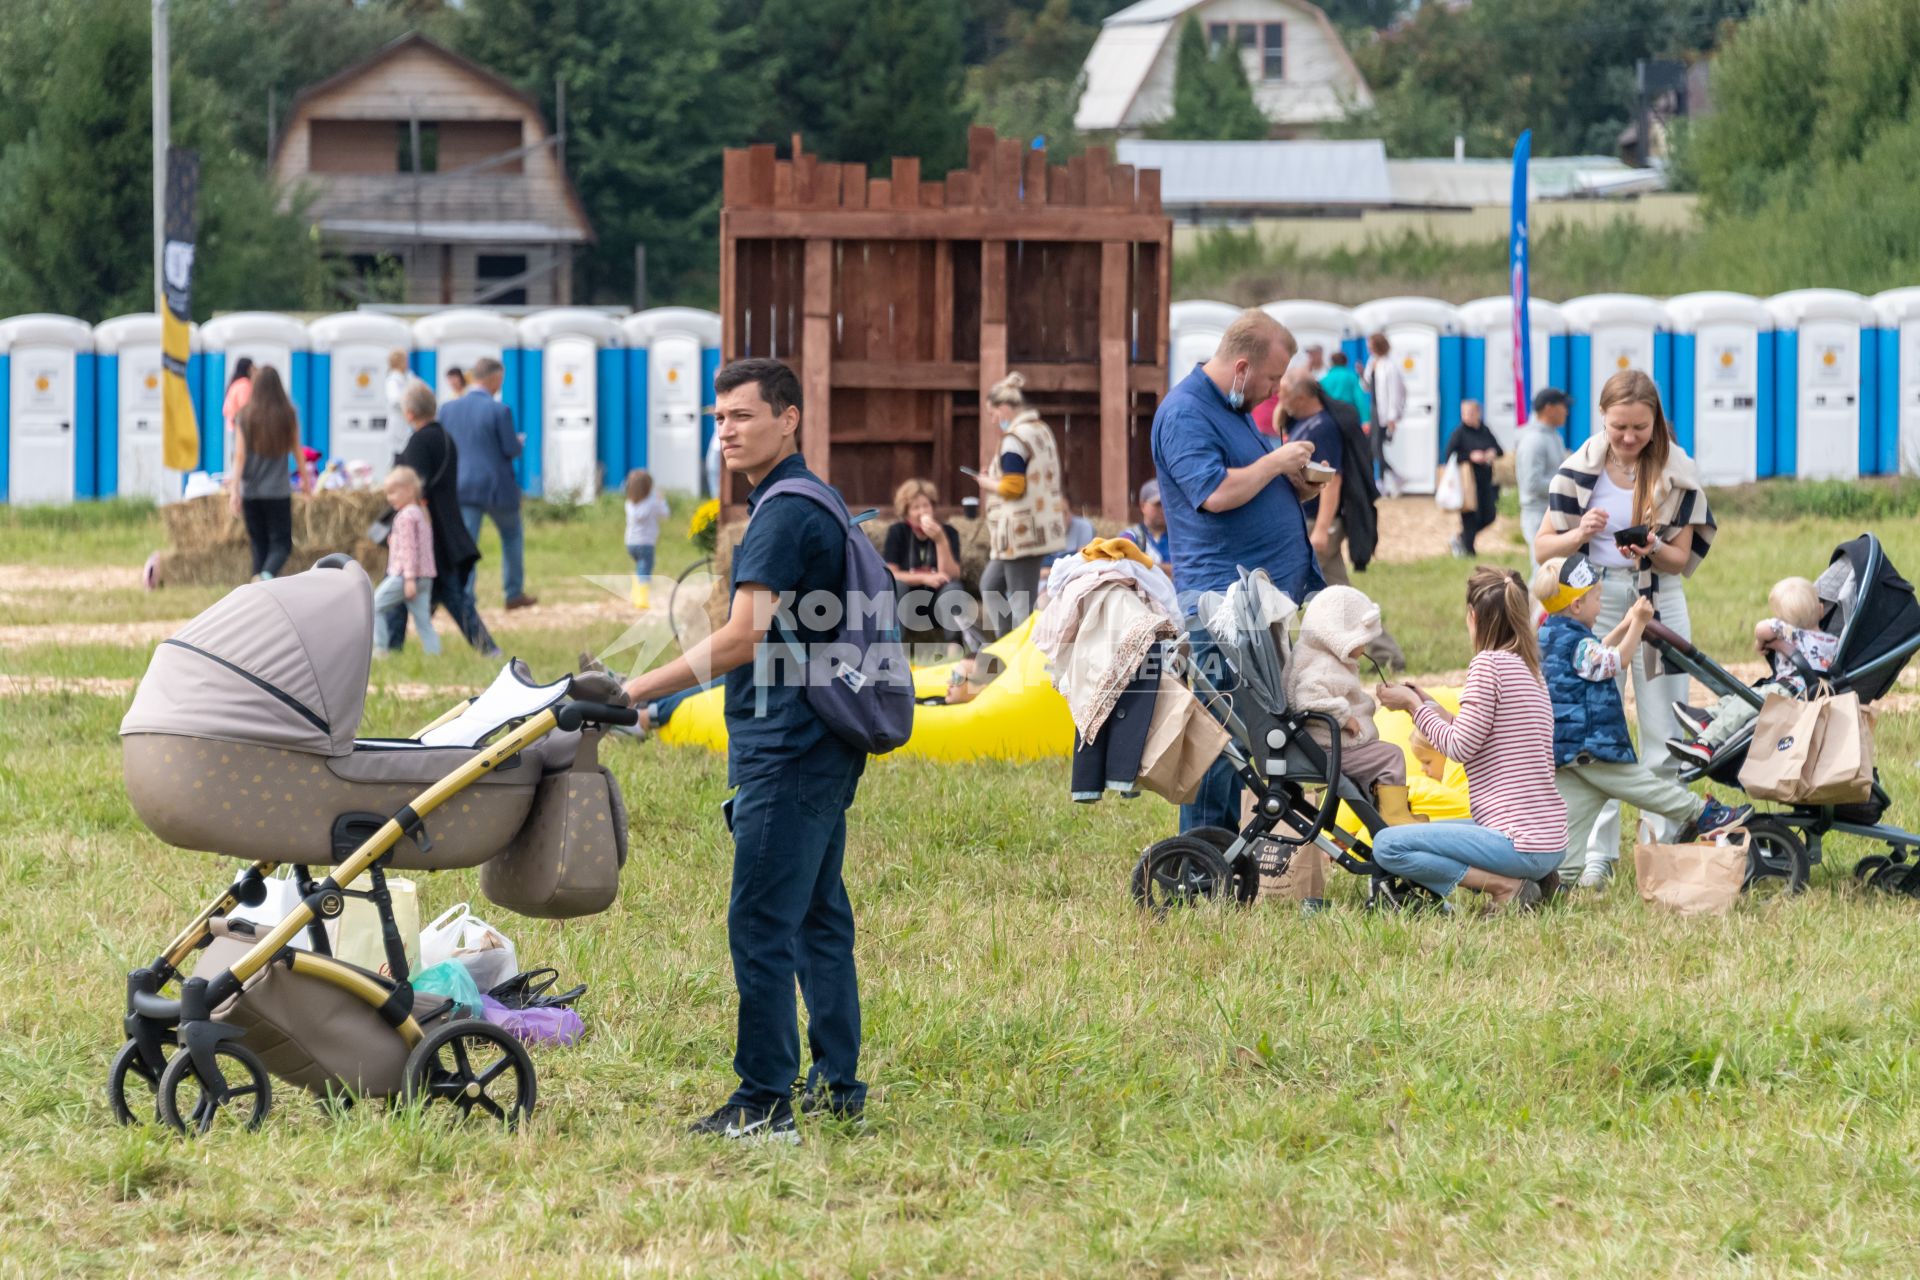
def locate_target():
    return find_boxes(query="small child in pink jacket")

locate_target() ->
[373,465,439,655]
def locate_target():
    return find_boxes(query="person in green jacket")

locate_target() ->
[1320,351,1369,425]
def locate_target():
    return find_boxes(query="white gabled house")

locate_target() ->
[1075,0,1373,139]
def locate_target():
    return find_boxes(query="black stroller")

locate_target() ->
[1644,534,1920,895]
[1129,570,1439,913]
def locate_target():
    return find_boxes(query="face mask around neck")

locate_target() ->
[1227,367,1248,412]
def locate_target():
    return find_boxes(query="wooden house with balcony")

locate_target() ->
[269,33,594,305]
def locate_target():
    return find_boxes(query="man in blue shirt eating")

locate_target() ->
[1151,308,1321,834]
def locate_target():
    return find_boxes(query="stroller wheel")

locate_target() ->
[1181,826,1259,904]
[1741,817,1810,899]
[402,1019,537,1128]
[156,1041,272,1135]
[1866,859,1913,894]
[108,1039,166,1126]
[1367,874,1438,912]
[1131,837,1232,914]
[1854,855,1891,883]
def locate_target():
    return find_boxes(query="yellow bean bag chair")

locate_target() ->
[1334,686,1473,831]
[654,612,1077,764]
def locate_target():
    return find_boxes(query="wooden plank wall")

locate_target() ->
[719,128,1172,519]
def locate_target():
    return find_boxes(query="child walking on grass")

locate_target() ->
[1284,585,1422,826]
[1533,553,1748,888]
[624,469,670,609]
[374,466,438,656]
[1667,575,1838,765]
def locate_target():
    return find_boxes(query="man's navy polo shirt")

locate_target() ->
[1150,365,1323,606]
[724,451,857,783]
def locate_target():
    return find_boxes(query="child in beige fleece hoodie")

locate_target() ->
[1284,585,1420,826]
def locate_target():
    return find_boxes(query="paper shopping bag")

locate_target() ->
[1799,690,1875,804]
[1738,689,1874,804]
[1135,675,1231,804]
[1633,830,1748,916]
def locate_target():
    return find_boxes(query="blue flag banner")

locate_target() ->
[1510,129,1532,427]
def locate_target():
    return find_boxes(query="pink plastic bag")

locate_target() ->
[478,994,585,1047]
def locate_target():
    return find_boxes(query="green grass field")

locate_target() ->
[3,489,1919,1277]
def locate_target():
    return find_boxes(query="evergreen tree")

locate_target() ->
[1158,15,1269,141]
[965,0,1095,156]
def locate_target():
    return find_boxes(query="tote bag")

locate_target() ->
[1738,688,1874,804]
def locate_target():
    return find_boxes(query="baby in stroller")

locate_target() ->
[1667,575,1838,766]
[1283,586,1421,827]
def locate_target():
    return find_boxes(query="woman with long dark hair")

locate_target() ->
[228,364,311,581]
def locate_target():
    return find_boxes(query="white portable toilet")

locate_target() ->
[198,312,311,471]
[93,313,198,503]
[413,308,518,406]
[1350,297,1464,494]
[307,312,414,472]
[1167,301,1244,385]
[1872,288,1920,477]
[1458,296,1568,453]
[1259,300,1357,372]
[518,309,621,502]
[1560,294,1670,445]
[1663,292,1771,485]
[1767,289,1878,480]
[0,315,94,505]
[621,307,721,496]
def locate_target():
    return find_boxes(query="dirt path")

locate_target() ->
[1371,496,1518,564]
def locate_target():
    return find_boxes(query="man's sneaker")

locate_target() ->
[1667,736,1715,766]
[1448,534,1468,558]
[1671,701,1713,736]
[686,1097,799,1144]
[1694,797,1753,839]
[1577,862,1614,891]
[798,1088,866,1125]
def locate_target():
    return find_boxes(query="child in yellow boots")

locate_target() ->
[1284,585,1422,825]
[623,469,669,609]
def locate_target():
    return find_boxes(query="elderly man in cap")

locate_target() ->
[1119,478,1172,578]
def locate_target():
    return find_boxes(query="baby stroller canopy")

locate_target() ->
[1817,534,1920,705]
[121,559,374,755]
[1193,569,1298,719]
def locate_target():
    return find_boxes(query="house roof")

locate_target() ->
[1115,139,1392,207]
[1077,0,1370,133]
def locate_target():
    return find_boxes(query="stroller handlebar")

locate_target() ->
[555,700,641,731]
[1643,618,1692,655]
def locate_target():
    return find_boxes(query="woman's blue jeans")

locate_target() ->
[1371,820,1563,897]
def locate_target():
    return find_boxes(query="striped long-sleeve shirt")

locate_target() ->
[1413,649,1567,854]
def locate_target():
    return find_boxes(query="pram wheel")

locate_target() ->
[1131,836,1233,913]
[1181,826,1260,904]
[156,1042,272,1135]
[402,1019,538,1127]
[1742,817,1810,898]
[108,1039,166,1125]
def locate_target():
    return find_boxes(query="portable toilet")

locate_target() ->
[1259,300,1359,372]
[1766,289,1878,480]
[1872,288,1920,477]
[1662,292,1772,485]
[517,309,623,502]
[307,312,415,472]
[1350,297,1464,494]
[1559,294,1671,447]
[1458,296,1569,454]
[1167,301,1244,385]
[0,315,95,504]
[620,307,721,496]
[93,313,204,503]
[197,312,311,473]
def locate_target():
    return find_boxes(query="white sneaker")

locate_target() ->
[1577,864,1613,891]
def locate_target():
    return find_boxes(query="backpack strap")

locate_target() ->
[750,476,849,530]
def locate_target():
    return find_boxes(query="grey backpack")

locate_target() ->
[751,476,915,755]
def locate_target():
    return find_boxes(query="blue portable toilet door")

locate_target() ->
[648,331,706,494]
[541,335,600,503]
[1377,323,1446,494]
[8,343,81,504]
[1690,321,1764,485]
[118,341,174,501]
[1795,319,1862,479]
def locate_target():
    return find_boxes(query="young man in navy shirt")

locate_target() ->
[624,358,865,1142]
[1150,309,1322,834]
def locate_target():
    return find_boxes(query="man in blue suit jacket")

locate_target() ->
[441,356,537,610]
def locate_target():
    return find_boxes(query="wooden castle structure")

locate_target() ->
[718,128,1173,519]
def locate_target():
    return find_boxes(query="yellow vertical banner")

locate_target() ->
[161,146,200,472]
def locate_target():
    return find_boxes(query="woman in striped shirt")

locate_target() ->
[1372,568,1568,909]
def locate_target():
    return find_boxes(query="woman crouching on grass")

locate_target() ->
[1372,567,1568,910]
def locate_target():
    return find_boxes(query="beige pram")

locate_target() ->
[112,555,636,1133]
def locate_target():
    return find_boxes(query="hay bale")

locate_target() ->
[155,490,388,587]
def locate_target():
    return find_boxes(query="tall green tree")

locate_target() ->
[965,0,1095,156]
[1158,15,1270,141]
[0,0,329,320]
[457,0,739,305]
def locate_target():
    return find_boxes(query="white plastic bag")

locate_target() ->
[451,915,518,992]
[228,867,316,951]
[1433,461,1465,512]
[419,902,473,969]
[332,877,421,978]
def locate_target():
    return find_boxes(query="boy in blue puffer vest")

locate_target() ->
[1533,554,1751,890]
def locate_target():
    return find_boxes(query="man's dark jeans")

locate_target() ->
[1179,626,1244,835]
[723,739,867,1111]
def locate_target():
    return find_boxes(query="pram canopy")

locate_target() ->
[121,559,374,756]
[1818,534,1920,705]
